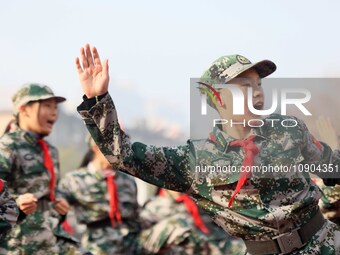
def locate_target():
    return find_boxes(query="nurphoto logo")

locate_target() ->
[199,84,312,128]
[200,85,311,116]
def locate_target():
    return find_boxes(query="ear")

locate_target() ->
[18,105,29,117]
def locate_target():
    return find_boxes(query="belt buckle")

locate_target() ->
[274,229,304,254]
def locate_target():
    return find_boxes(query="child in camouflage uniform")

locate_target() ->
[59,135,141,255]
[0,179,18,243]
[316,117,340,225]
[139,188,246,254]
[75,44,340,254]
[0,83,87,255]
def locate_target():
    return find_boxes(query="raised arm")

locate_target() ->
[76,45,194,192]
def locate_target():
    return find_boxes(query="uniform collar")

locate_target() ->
[18,128,43,144]
[209,126,267,152]
[87,162,115,180]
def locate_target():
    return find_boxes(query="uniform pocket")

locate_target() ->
[212,183,265,212]
[195,157,242,187]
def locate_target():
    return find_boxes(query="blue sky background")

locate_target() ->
[1,0,340,135]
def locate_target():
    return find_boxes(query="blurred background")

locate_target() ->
[1,0,340,203]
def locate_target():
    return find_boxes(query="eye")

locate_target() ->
[258,83,262,87]
[241,83,251,87]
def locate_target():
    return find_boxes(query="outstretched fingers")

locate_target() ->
[85,44,95,68]
[103,59,109,77]
[80,47,88,69]
[92,46,102,67]
[75,57,83,74]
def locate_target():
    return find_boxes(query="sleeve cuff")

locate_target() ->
[77,92,108,111]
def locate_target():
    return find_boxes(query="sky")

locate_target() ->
[1,0,340,135]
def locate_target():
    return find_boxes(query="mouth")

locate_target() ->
[253,102,263,110]
[46,120,55,126]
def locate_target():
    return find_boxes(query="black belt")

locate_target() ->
[86,218,112,229]
[244,209,325,255]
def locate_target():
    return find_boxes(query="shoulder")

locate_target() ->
[264,113,302,125]
[260,114,311,149]
[143,195,170,209]
[262,114,308,134]
[65,167,90,180]
[0,131,25,156]
[0,131,21,146]
[132,141,190,153]
[189,138,209,148]
[60,167,91,190]
[115,170,137,188]
[188,138,218,156]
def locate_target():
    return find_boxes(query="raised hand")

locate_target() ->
[76,44,109,98]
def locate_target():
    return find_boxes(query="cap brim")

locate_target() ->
[227,59,276,80]
[54,96,66,103]
[251,60,277,78]
[35,95,66,103]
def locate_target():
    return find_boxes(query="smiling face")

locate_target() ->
[216,68,264,123]
[19,98,58,135]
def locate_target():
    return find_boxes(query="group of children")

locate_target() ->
[0,82,241,254]
[0,44,340,255]
[76,44,340,255]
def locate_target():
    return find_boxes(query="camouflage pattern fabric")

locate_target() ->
[0,179,18,242]
[58,162,140,255]
[200,54,276,109]
[0,128,83,255]
[11,83,65,115]
[138,192,246,254]
[200,54,275,84]
[77,93,340,254]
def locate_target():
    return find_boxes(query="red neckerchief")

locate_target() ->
[62,220,74,235]
[228,135,259,207]
[175,194,210,233]
[159,189,209,233]
[0,179,4,192]
[37,139,55,201]
[106,172,122,227]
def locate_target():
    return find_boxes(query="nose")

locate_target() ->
[253,83,263,99]
[51,106,58,117]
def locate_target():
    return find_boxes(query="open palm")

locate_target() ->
[76,44,109,98]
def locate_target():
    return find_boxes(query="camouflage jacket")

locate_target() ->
[0,128,78,254]
[139,192,245,254]
[58,162,140,255]
[0,129,60,199]
[0,179,18,241]
[59,162,139,225]
[78,93,340,254]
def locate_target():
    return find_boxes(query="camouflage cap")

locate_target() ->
[12,83,66,114]
[200,54,276,85]
[199,55,276,109]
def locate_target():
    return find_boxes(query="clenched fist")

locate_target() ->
[17,193,38,215]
